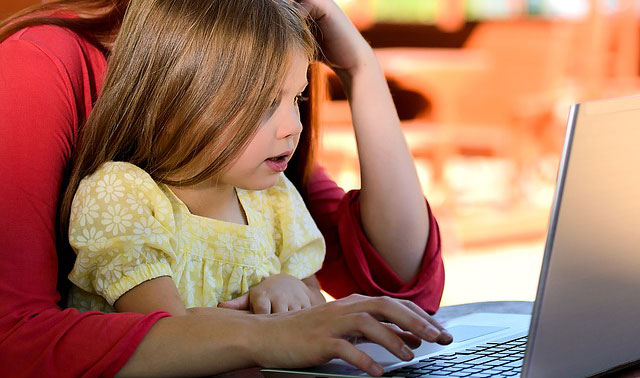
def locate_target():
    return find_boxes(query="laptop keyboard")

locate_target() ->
[383,335,528,378]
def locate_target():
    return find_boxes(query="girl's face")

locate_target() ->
[219,50,309,190]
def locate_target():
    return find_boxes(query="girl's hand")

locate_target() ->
[295,0,373,75]
[250,294,453,377]
[218,274,322,314]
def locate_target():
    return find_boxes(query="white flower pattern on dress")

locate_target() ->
[77,196,99,227]
[133,216,167,245]
[67,162,325,312]
[73,227,107,252]
[96,174,125,203]
[101,203,133,235]
[126,191,150,215]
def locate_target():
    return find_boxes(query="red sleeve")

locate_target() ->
[0,31,170,378]
[308,166,445,314]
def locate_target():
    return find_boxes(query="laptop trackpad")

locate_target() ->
[446,325,508,343]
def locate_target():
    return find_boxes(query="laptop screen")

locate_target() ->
[525,96,640,377]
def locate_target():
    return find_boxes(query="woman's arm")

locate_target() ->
[309,168,444,312]
[298,0,429,282]
[116,294,452,378]
[0,28,173,378]
[339,51,429,283]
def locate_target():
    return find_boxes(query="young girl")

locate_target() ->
[61,0,326,315]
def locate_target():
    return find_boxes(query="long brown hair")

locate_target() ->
[30,0,316,236]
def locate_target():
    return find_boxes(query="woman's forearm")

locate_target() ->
[115,311,257,378]
[336,50,430,283]
[116,294,453,378]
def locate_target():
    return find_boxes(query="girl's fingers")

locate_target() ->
[271,299,289,314]
[329,339,384,377]
[217,293,250,310]
[302,295,312,309]
[251,295,272,314]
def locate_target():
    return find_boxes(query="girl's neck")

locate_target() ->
[168,183,248,225]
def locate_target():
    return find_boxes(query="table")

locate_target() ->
[215,302,640,378]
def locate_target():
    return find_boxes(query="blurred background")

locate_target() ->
[317,0,640,306]
[2,0,640,306]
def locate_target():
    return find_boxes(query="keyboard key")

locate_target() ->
[466,357,499,365]
[502,360,523,368]
[413,361,437,369]
[389,335,529,377]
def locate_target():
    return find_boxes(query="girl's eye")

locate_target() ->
[294,94,309,106]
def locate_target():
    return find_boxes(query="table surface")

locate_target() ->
[215,301,640,378]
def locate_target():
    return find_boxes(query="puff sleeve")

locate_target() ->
[68,162,178,306]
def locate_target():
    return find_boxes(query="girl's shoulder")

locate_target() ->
[71,162,177,235]
[78,161,162,198]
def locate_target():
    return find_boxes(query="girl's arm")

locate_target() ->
[298,0,429,282]
[114,276,188,315]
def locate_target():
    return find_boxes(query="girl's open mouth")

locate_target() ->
[265,154,289,172]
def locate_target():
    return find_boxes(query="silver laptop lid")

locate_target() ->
[523,96,640,378]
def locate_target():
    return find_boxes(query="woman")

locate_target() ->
[0,0,448,377]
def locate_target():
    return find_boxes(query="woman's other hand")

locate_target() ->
[218,274,324,314]
[296,0,373,75]
[250,294,453,376]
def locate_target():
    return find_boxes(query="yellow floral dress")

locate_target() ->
[67,161,325,312]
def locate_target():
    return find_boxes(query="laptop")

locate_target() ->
[262,95,640,378]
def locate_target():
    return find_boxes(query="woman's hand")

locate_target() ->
[218,274,323,314]
[250,294,453,377]
[117,294,451,377]
[295,0,373,75]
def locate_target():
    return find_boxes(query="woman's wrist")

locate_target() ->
[334,48,383,101]
[333,44,377,81]
[243,314,276,367]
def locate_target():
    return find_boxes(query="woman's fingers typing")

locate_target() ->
[336,312,415,362]
[340,295,450,344]
[382,323,423,349]
[253,294,451,377]
[329,339,384,377]
[398,299,453,344]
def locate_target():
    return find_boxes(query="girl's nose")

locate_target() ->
[277,108,303,139]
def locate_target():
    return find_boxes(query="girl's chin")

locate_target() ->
[235,173,281,191]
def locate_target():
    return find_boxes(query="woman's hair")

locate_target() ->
[48,0,317,235]
[0,1,128,53]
